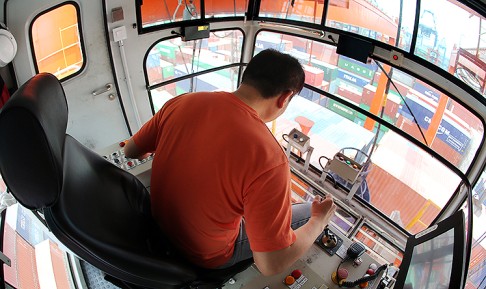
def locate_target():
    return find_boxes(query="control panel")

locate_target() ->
[326,152,363,184]
[287,128,311,153]
[96,141,153,188]
[239,225,387,289]
[285,128,314,173]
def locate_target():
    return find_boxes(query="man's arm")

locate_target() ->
[124,138,152,160]
[253,196,336,276]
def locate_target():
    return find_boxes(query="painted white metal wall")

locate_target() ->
[5,0,130,149]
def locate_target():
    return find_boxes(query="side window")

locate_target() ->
[30,2,85,81]
[145,29,244,112]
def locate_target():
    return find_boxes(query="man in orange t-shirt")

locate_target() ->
[124,49,336,276]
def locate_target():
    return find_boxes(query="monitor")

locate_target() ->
[394,210,466,289]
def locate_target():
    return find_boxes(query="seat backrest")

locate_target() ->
[0,73,67,209]
[0,73,253,288]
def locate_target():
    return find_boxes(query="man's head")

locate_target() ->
[241,49,305,100]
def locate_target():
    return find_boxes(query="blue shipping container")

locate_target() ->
[336,69,370,88]
[398,96,471,154]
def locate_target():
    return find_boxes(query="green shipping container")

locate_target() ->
[357,104,370,121]
[194,57,231,78]
[310,59,338,83]
[157,43,177,60]
[326,99,356,121]
[160,60,175,78]
[338,57,374,79]
[175,86,187,95]
[356,103,392,133]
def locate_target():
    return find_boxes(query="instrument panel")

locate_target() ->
[235,226,391,289]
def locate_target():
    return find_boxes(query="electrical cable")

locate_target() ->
[178,45,191,74]
[326,33,429,149]
[340,263,390,288]
[173,0,183,21]
[184,0,197,18]
[373,60,429,146]
[162,0,171,22]
[318,156,337,187]
[282,133,290,143]
[367,67,391,161]
[189,40,197,92]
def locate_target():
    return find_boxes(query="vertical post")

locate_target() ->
[424,92,448,146]
[364,64,391,131]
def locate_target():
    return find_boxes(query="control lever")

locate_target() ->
[321,227,338,249]
[316,226,343,256]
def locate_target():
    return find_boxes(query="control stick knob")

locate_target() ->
[321,228,338,248]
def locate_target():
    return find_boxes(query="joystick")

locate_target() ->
[321,227,338,248]
[316,226,343,255]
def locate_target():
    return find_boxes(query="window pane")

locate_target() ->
[146,30,243,86]
[274,96,462,234]
[140,0,201,28]
[255,31,484,173]
[31,4,84,80]
[205,0,247,18]
[3,204,75,288]
[257,31,471,234]
[416,0,486,95]
[259,0,323,25]
[325,0,416,48]
[150,67,240,112]
[353,224,403,267]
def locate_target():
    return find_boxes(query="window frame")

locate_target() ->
[28,1,86,82]
[135,0,248,35]
[143,28,246,115]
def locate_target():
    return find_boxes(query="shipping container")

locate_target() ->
[361,84,376,106]
[303,64,325,86]
[336,69,371,90]
[326,98,357,121]
[413,79,441,102]
[398,93,472,155]
[337,85,362,104]
[337,55,377,80]
[156,42,178,60]
[255,36,293,53]
[310,59,339,82]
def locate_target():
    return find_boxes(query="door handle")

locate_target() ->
[92,83,113,96]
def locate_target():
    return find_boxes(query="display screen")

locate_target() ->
[403,228,454,289]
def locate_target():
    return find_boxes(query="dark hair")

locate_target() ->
[241,49,305,99]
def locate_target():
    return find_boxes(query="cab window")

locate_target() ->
[30,2,85,81]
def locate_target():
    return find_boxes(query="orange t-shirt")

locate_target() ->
[133,91,296,268]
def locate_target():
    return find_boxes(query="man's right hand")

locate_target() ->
[311,195,336,232]
[253,194,337,276]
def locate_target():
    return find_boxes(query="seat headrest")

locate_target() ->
[0,73,68,209]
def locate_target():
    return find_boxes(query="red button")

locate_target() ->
[119,141,126,147]
[366,269,375,275]
[337,268,349,279]
[291,269,302,279]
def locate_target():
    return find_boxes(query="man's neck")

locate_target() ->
[233,84,273,121]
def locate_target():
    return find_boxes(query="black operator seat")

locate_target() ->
[0,73,252,289]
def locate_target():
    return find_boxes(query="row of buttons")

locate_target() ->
[337,155,360,170]
[103,147,153,171]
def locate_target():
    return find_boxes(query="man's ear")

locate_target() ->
[276,90,294,108]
